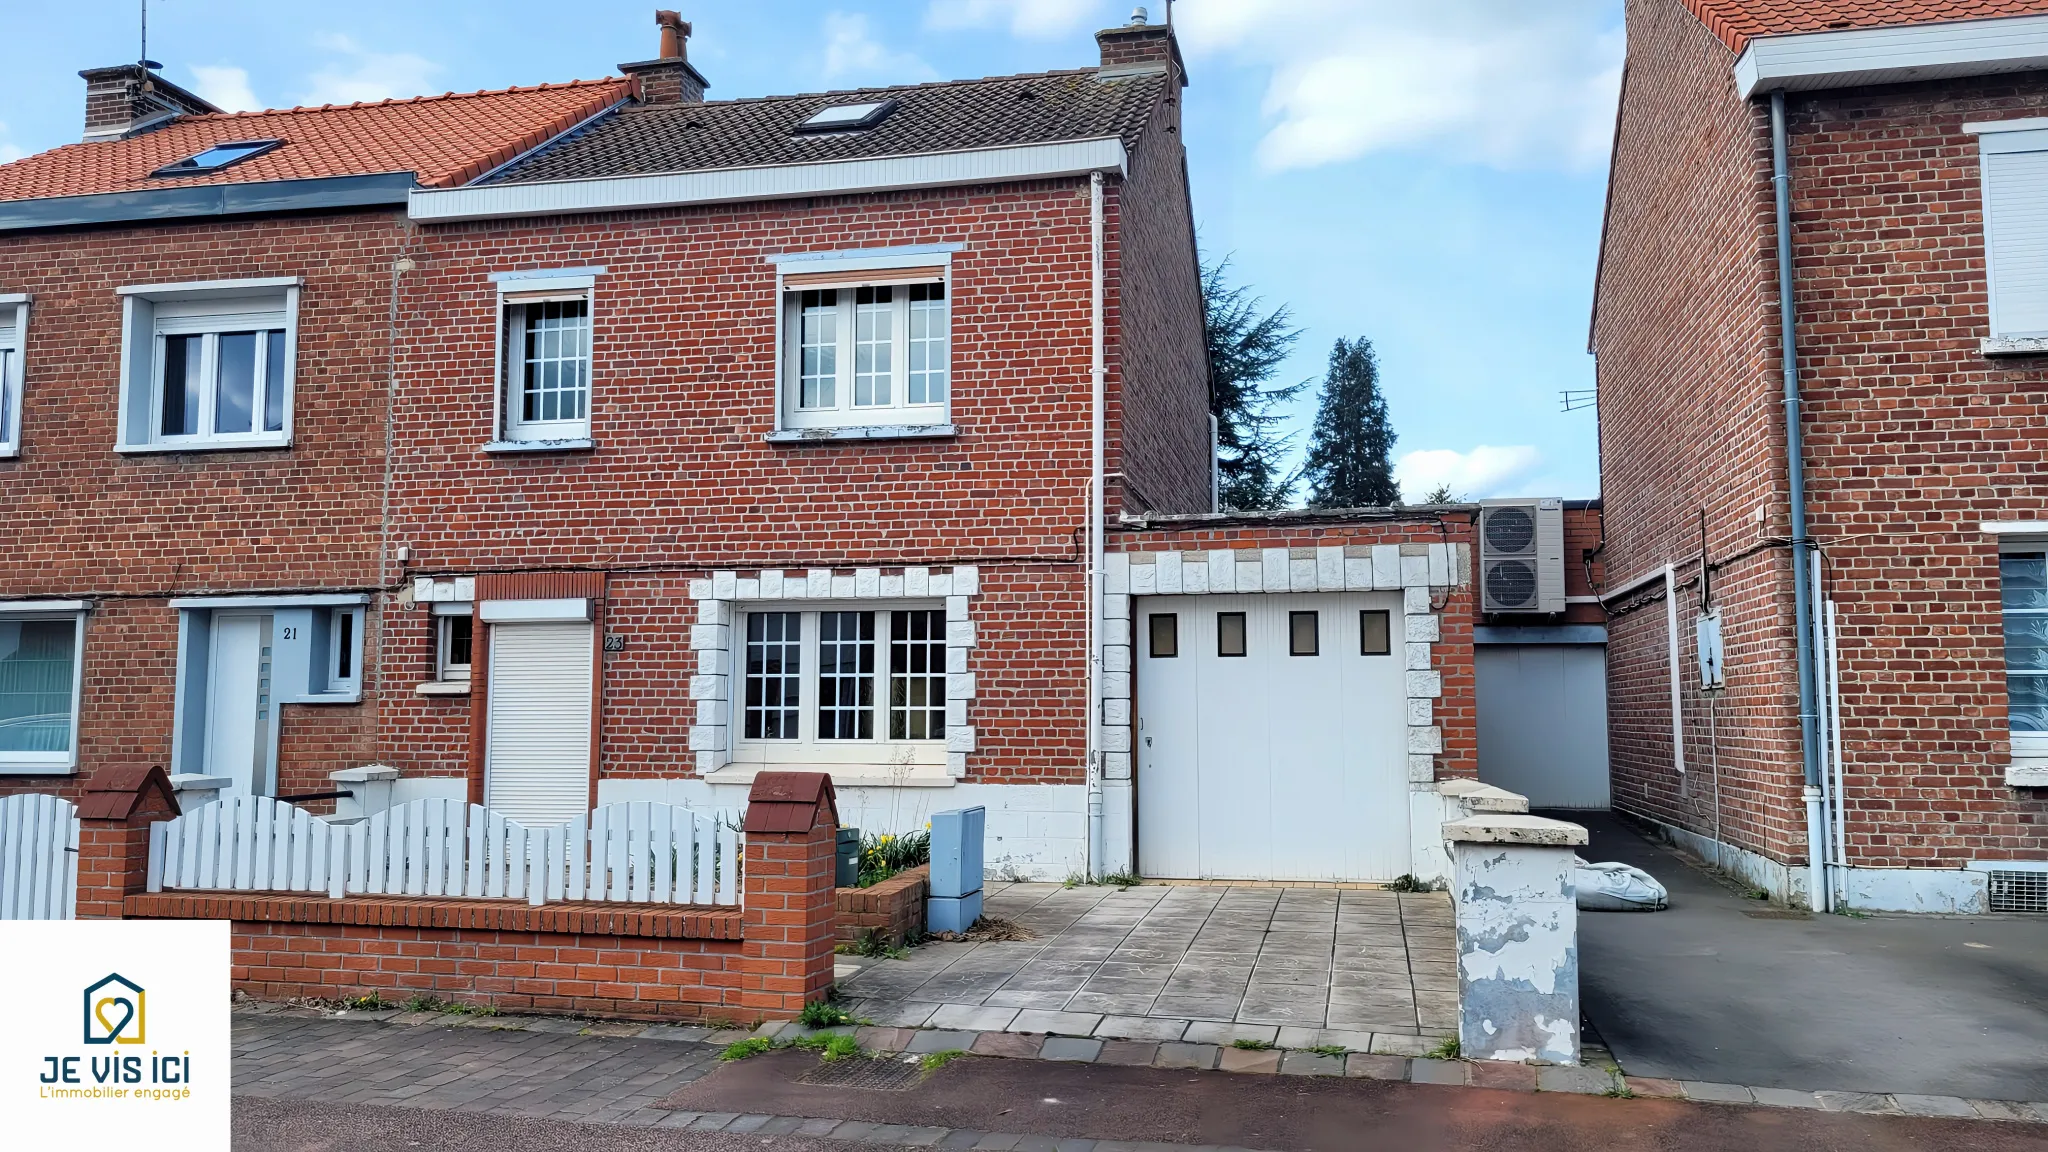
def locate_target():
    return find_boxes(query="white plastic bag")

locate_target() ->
[1572,857,1668,912]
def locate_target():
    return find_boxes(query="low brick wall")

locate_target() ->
[96,770,844,1025]
[128,893,754,1022]
[837,864,928,947]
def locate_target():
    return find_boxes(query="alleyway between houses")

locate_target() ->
[230,1013,2046,1151]
[1569,812,2048,1102]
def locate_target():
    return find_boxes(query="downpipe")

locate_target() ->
[1086,170,1107,880]
[1772,89,1829,910]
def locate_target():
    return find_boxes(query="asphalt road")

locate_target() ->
[231,1050,2048,1151]
[1565,809,2048,1101]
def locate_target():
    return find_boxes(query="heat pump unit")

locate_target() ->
[1479,498,1566,614]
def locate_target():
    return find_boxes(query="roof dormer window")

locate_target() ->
[794,100,896,135]
[151,139,282,177]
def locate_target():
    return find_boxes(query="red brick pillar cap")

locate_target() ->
[743,772,838,832]
[77,764,181,820]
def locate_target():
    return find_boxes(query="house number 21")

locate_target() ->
[281,626,298,640]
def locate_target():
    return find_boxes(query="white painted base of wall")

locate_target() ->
[1409,784,1451,883]
[1635,814,1990,914]
[599,778,1088,882]
[390,775,467,806]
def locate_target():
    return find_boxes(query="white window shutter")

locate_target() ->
[1985,147,2048,339]
[485,622,594,827]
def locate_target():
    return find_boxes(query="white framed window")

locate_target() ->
[490,271,600,448]
[0,296,26,458]
[1971,119,2048,351]
[736,607,948,764]
[779,275,949,430]
[2003,553,2048,759]
[436,612,473,682]
[116,278,299,451]
[326,606,363,695]
[0,605,87,774]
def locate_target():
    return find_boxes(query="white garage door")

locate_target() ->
[485,622,595,828]
[1476,644,1610,809]
[1135,592,1410,881]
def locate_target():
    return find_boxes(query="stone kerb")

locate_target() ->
[1443,812,1588,1066]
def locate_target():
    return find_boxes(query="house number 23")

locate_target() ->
[603,634,626,652]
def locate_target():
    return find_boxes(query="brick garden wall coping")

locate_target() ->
[836,863,928,947]
[124,892,744,940]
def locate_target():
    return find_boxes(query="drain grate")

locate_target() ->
[796,1056,924,1091]
[1988,869,2048,913]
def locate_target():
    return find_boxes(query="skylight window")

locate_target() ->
[151,139,282,177]
[794,100,897,135]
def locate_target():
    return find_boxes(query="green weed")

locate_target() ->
[798,1000,856,1028]
[1424,1037,1461,1061]
[1230,1039,1277,1051]
[918,1048,967,1071]
[719,1037,773,1061]
[1308,1044,1348,1057]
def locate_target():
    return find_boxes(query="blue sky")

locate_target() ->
[0,0,1622,500]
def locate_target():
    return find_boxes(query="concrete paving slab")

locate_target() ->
[1409,1059,1467,1086]
[1538,1065,1615,1095]
[1092,1016,1188,1041]
[1152,1042,1219,1070]
[1682,1082,1756,1104]
[1182,1022,1278,1046]
[908,1030,981,1054]
[929,1004,1022,1032]
[1279,1051,1345,1077]
[1892,1094,1980,1119]
[1217,1048,1281,1074]
[1008,1010,1103,1036]
[1345,1053,1410,1080]
[1039,1037,1104,1063]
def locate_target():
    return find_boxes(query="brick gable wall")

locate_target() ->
[1109,92,1212,516]
[1599,0,2048,872]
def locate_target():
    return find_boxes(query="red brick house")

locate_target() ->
[1,12,1485,885]
[0,63,628,805]
[1595,0,2048,911]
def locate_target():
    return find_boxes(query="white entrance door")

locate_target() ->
[205,613,273,797]
[1136,593,1410,881]
[485,622,595,828]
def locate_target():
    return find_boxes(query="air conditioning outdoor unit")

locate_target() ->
[1479,498,1566,614]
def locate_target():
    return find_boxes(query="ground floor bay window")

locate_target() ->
[0,606,85,773]
[733,607,947,769]
[2002,552,2048,773]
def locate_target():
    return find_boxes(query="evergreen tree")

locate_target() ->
[1300,337,1400,509]
[1201,259,1304,510]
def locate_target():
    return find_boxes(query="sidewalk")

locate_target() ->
[231,1010,2048,1151]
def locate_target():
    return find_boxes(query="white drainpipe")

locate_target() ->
[1663,563,1685,779]
[1086,170,1106,879]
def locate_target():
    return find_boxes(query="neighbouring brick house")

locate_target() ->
[0,64,629,804]
[1,11,1489,885]
[1595,0,2048,911]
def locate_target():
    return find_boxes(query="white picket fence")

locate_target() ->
[0,793,79,920]
[146,796,739,907]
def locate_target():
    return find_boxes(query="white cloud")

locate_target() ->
[924,0,1107,39]
[190,65,262,113]
[1395,445,1542,500]
[298,34,440,106]
[823,12,939,85]
[1176,0,1623,172]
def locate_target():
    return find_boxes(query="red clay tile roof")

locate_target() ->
[0,79,630,203]
[1686,0,2048,53]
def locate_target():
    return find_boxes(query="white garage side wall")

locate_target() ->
[1102,542,1469,883]
[1476,644,1612,809]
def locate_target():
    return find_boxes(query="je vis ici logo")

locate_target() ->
[84,974,146,1045]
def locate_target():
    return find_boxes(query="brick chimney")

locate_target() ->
[1096,7,1187,86]
[78,63,221,142]
[619,10,710,105]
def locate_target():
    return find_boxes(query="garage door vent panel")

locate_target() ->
[1988,868,2048,912]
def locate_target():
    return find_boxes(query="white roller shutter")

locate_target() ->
[485,622,594,828]
[1983,135,2048,338]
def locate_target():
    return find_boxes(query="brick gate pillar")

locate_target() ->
[738,771,839,1016]
[74,765,181,919]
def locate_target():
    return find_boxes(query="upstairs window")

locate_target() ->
[116,279,298,452]
[781,274,948,430]
[0,297,23,457]
[491,272,597,448]
[1973,120,2048,351]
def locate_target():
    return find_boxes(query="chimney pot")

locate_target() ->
[1130,6,1148,23]
[621,9,708,104]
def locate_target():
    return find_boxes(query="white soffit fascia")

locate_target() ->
[411,138,1130,224]
[766,242,964,271]
[116,276,304,299]
[1735,14,2048,99]
[1981,520,2048,534]
[479,597,592,623]
[0,599,90,613]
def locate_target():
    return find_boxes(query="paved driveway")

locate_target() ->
[835,881,1457,1047]
[1565,810,2048,1101]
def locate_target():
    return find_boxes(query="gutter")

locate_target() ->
[1770,89,1829,912]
